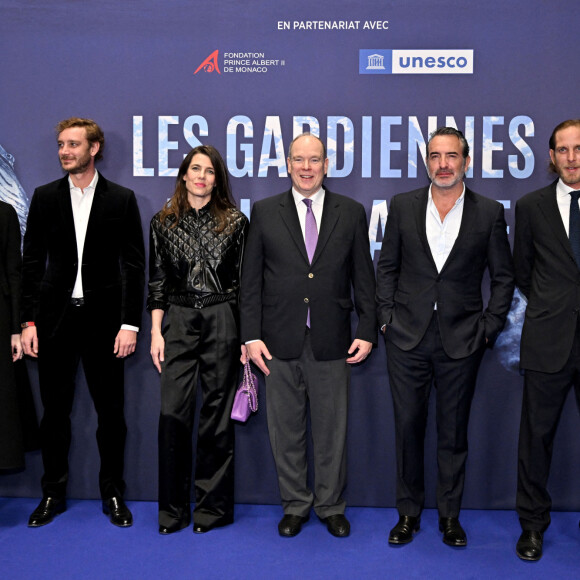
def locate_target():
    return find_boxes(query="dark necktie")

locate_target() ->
[303,199,318,327]
[570,191,580,267]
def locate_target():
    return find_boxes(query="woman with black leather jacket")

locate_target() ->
[148,145,248,535]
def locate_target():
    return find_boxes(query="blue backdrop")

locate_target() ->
[1,0,578,510]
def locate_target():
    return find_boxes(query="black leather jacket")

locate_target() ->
[147,204,248,311]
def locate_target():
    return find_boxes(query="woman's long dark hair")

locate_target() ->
[159,145,236,232]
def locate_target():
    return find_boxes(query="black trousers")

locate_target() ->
[0,290,25,470]
[265,331,349,519]
[158,301,239,529]
[37,304,126,499]
[385,313,485,518]
[517,330,580,532]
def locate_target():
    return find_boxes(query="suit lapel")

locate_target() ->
[440,187,478,273]
[412,188,438,272]
[279,190,310,264]
[536,182,574,262]
[84,175,106,252]
[56,176,78,257]
[312,191,340,265]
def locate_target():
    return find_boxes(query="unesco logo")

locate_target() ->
[359,49,474,74]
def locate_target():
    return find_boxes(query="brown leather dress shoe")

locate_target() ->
[439,517,467,547]
[324,514,350,537]
[278,514,308,537]
[102,497,133,527]
[388,515,420,544]
[28,497,67,527]
[516,530,543,561]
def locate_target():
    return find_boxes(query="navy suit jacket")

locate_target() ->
[240,189,377,361]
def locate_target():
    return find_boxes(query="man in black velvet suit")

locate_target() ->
[513,119,580,561]
[240,134,376,538]
[376,127,514,548]
[21,118,145,528]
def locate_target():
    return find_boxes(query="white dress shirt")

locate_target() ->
[555,178,580,236]
[69,170,138,332]
[292,187,325,236]
[69,171,97,299]
[426,184,465,311]
[426,184,465,273]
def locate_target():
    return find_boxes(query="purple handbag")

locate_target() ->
[230,360,258,422]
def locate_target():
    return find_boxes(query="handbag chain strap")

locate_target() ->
[243,361,258,412]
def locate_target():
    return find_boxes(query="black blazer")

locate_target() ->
[376,186,514,359]
[0,201,21,335]
[240,189,377,361]
[21,174,145,337]
[514,180,580,373]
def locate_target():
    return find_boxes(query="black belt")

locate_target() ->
[70,297,85,307]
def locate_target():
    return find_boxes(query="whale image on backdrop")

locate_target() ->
[494,289,526,373]
[0,143,29,236]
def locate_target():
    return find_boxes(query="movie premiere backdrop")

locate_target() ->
[1,0,578,509]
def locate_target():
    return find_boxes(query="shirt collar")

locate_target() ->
[68,169,99,192]
[427,183,466,207]
[292,187,325,207]
[556,177,580,198]
[188,198,213,217]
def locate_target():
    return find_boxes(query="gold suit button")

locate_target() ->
[304,298,309,303]
[308,273,314,278]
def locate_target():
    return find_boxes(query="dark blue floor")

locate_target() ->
[0,498,578,579]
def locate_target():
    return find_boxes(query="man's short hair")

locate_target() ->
[55,117,105,161]
[427,127,470,159]
[287,132,327,160]
[548,119,580,173]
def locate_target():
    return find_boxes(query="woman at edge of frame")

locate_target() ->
[0,200,38,473]
[147,145,248,535]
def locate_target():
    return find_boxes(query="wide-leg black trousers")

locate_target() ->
[158,301,239,529]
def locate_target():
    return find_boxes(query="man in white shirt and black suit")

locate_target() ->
[513,119,580,561]
[21,118,145,528]
[376,127,514,548]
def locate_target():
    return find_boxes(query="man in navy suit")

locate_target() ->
[376,127,514,548]
[513,119,580,561]
[21,118,145,528]
[240,133,376,538]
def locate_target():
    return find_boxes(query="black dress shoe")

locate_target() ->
[28,497,67,527]
[439,517,467,547]
[192,516,233,534]
[102,497,133,527]
[278,514,308,537]
[516,530,543,561]
[324,514,350,537]
[159,519,190,535]
[388,515,420,544]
